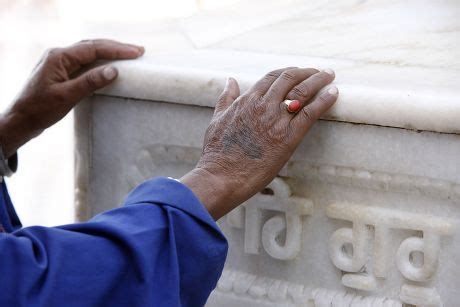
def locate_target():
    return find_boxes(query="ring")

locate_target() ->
[283,99,301,113]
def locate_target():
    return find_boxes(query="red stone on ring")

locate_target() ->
[287,99,301,113]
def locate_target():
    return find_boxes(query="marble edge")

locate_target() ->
[95,53,460,135]
[74,100,93,222]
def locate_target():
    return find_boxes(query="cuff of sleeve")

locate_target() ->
[123,177,219,231]
[0,180,22,232]
[0,151,17,177]
[8,152,18,173]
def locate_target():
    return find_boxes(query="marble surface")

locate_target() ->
[183,0,460,70]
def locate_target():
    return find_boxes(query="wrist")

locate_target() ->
[0,110,39,158]
[180,167,240,220]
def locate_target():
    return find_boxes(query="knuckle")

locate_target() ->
[313,72,331,83]
[44,47,63,60]
[85,72,100,89]
[247,92,261,103]
[301,107,316,122]
[263,71,281,82]
[268,126,284,143]
[318,93,331,104]
[291,84,311,100]
[78,39,94,45]
[252,88,266,97]
[280,70,296,81]
[250,101,265,116]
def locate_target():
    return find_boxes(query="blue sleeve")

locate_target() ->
[0,177,228,307]
[0,180,22,232]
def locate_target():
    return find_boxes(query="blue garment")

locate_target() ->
[0,177,228,307]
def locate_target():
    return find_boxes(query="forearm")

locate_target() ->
[0,177,226,305]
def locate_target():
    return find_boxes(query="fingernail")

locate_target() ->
[323,68,335,77]
[137,46,145,55]
[103,66,117,80]
[328,86,338,95]
[127,46,142,55]
[225,77,236,90]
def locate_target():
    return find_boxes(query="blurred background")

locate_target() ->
[1,0,458,226]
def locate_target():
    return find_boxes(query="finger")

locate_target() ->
[291,86,339,134]
[61,39,145,74]
[249,67,296,96]
[215,77,240,115]
[285,69,335,109]
[265,68,319,102]
[61,65,118,102]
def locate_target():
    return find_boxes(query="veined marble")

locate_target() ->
[76,2,460,305]
[182,0,460,70]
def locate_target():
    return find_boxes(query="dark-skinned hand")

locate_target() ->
[181,67,338,220]
[0,39,145,158]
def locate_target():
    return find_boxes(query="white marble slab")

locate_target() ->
[78,50,460,305]
[77,2,460,305]
[76,93,460,306]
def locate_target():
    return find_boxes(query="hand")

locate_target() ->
[0,39,145,158]
[181,67,338,220]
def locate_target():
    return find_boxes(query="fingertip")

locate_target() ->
[103,66,118,80]
[322,68,335,78]
[224,77,230,90]
[315,85,339,112]
[121,46,144,58]
[228,77,237,86]
[227,77,240,93]
[318,85,338,109]
[327,86,338,96]
[137,46,145,56]
[320,69,336,84]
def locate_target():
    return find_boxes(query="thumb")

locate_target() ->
[64,65,118,103]
[214,77,240,115]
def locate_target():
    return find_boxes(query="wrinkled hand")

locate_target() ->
[0,39,144,158]
[181,67,338,220]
